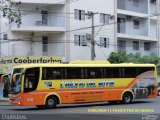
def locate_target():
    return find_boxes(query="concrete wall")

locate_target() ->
[11,4,65,27]
[150,2,157,15]
[13,0,65,4]
[118,38,157,56]
[69,0,115,61]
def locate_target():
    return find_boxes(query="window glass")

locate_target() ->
[144,42,150,51]
[100,13,109,24]
[74,9,85,21]
[66,68,83,79]
[100,37,109,48]
[122,67,138,78]
[74,35,87,46]
[42,67,64,80]
[24,67,39,93]
[86,68,103,79]
[104,67,121,78]
[133,41,139,51]
[133,19,140,29]
[3,34,8,40]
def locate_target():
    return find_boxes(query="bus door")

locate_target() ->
[23,67,40,105]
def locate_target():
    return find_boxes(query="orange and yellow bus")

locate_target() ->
[9,61,158,109]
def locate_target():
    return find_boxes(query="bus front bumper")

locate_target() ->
[9,95,22,106]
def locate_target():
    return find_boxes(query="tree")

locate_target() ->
[107,52,160,65]
[1,0,22,26]
[108,52,127,63]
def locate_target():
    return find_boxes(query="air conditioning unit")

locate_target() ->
[81,42,87,47]
[86,33,92,40]
[126,15,132,21]
[86,11,93,19]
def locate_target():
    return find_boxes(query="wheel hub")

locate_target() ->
[48,99,54,105]
[124,96,130,103]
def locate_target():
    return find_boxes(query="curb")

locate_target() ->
[0,98,9,102]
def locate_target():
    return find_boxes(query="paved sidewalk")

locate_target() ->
[0,97,9,101]
[0,102,10,106]
[0,99,10,106]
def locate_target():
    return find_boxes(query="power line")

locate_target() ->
[0,20,157,41]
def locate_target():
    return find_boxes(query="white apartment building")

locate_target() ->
[117,0,158,56]
[0,0,159,62]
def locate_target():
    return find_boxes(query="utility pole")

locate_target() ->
[86,12,98,61]
[157,0,160,57]
[91,12,95,61]
[0,0,2,57]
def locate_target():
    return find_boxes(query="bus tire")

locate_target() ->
[45,96,57,109]
[36,105,45,109]
[122,92,133,104]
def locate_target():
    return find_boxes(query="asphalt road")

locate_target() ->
[0,97,160,120]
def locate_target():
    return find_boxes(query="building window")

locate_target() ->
[42,36,48,55]
[133,19,140,29]
[118,40,126,51]
[100,37,109,48]
[133,0,139,7]
[74,35,87,46]
[3,34,8,40]
[133,41,139,51]
[41,11,48,26]
[150,0,156,4]
[100,13,109,24]
[144,42,150,51]
[74,9,85,21]
[117,17,125,33]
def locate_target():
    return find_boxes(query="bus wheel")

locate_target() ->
[45,96,57,109]
[36,105,45,109]
[122,92,133,104]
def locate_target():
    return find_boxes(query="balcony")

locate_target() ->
[10,14,66,32]
[117,39,157,56]
[13,0,65,4]
[11,42,65,56]
[117,0,148,14]
[117,16,157,41]
[150,0,157,15]
[150,20,157,38]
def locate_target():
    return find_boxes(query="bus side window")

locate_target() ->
[42,67,64,80]
[42,68,47,80]
[86,68,103,79]
[66,68,83,79]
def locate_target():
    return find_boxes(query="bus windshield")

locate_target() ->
[10,68,23,94]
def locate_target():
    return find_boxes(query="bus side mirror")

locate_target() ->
[12,74,21,83]
[1,74,8,82]
[12,75,16,83]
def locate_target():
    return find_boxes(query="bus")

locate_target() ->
[9,61,158,109]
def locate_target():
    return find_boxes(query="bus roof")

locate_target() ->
[13,63,156,69]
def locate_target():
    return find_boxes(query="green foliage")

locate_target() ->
[2,0,21,25]
[108,52,160,75]
[108,52,127,63]
[107,52,160,65]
